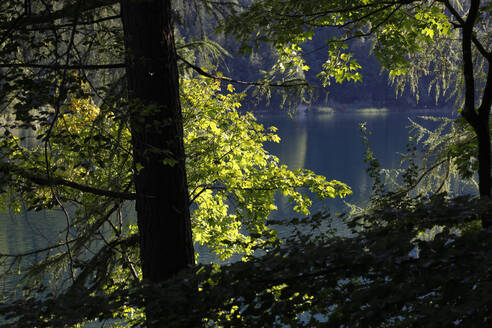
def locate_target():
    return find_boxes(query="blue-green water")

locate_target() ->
[0,108,456,280]
[257,108,456,219]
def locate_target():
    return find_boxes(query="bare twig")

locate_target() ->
[43,4,82,283]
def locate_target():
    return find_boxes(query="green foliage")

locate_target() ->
[0,1,490,326]
[220,1,451,85]
[220,0,490,110]
[359,122,384,197]
[408,116,479,184]
[182,77,351,259]
[0,74,351,325]
[0,1,350,324]
[371,115,481,199]
[3,194,491,327]
[317,43,362,86]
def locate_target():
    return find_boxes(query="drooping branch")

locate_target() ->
[25,14,121,31]
[69,234,139,293]
[270,0,412,19]
[303,2,399,29]
[0,0,119,30]
[29,174,136,200]
[0,63,125,70]
[178,55,309,88]
[0,237,82,257]
[440,0,492,61]
[1,164,136,200]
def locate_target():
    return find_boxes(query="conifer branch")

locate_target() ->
[0,63,125,70]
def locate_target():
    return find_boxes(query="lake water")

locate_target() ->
[0,108,457,277]
[257,108,457,219]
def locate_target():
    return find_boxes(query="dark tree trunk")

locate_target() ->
[120,0,194,283]
[476,64,492,228]
[476,121,491,198]
[460,0,492,227]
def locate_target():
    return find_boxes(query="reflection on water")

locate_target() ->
[257,109,456,218]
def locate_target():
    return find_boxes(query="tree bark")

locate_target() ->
[477,64,492,228]
[120,0,194,284]
[475,119,491,198]
[460,0,492,227]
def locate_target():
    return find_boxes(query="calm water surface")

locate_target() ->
[257,109,456,220]
[0,109,456,274]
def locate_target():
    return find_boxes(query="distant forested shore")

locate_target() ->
[218,30,454,111]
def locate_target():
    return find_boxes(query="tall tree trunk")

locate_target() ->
[120,0,194,283]
[476,64,492,228]
[476,122,491,198]
[460,0,492,227]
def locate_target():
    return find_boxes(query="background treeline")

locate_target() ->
[182,18,454,111]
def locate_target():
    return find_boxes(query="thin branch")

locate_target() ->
[303,3,404,56]
[304,2,397,29]
[0,63,126,70]
[0,160,135,200]
[0,0,118,30]
[115,207,139,280]
[25,171,136,200]
[193,183,314,192]
[0,12,26,46]
[25,14,121,31]
[400,158,448,195]
[439,0,492,61]
[178,55,309,87]
[436,157,451,193]
[189,187,208,204]
[0,238,81,257]
[45,7,84,284]
[69,234,139,292]
[272,1,408,19]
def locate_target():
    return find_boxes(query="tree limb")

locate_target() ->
[0,0,119,30]
[29,174,136,200]
[178,55,309,88]
[1,164,136,200]
[25,14,121,31]
[0,238,82,257]
[272,1,411,19]
[0,63,125,70]
[439,0,492,61]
